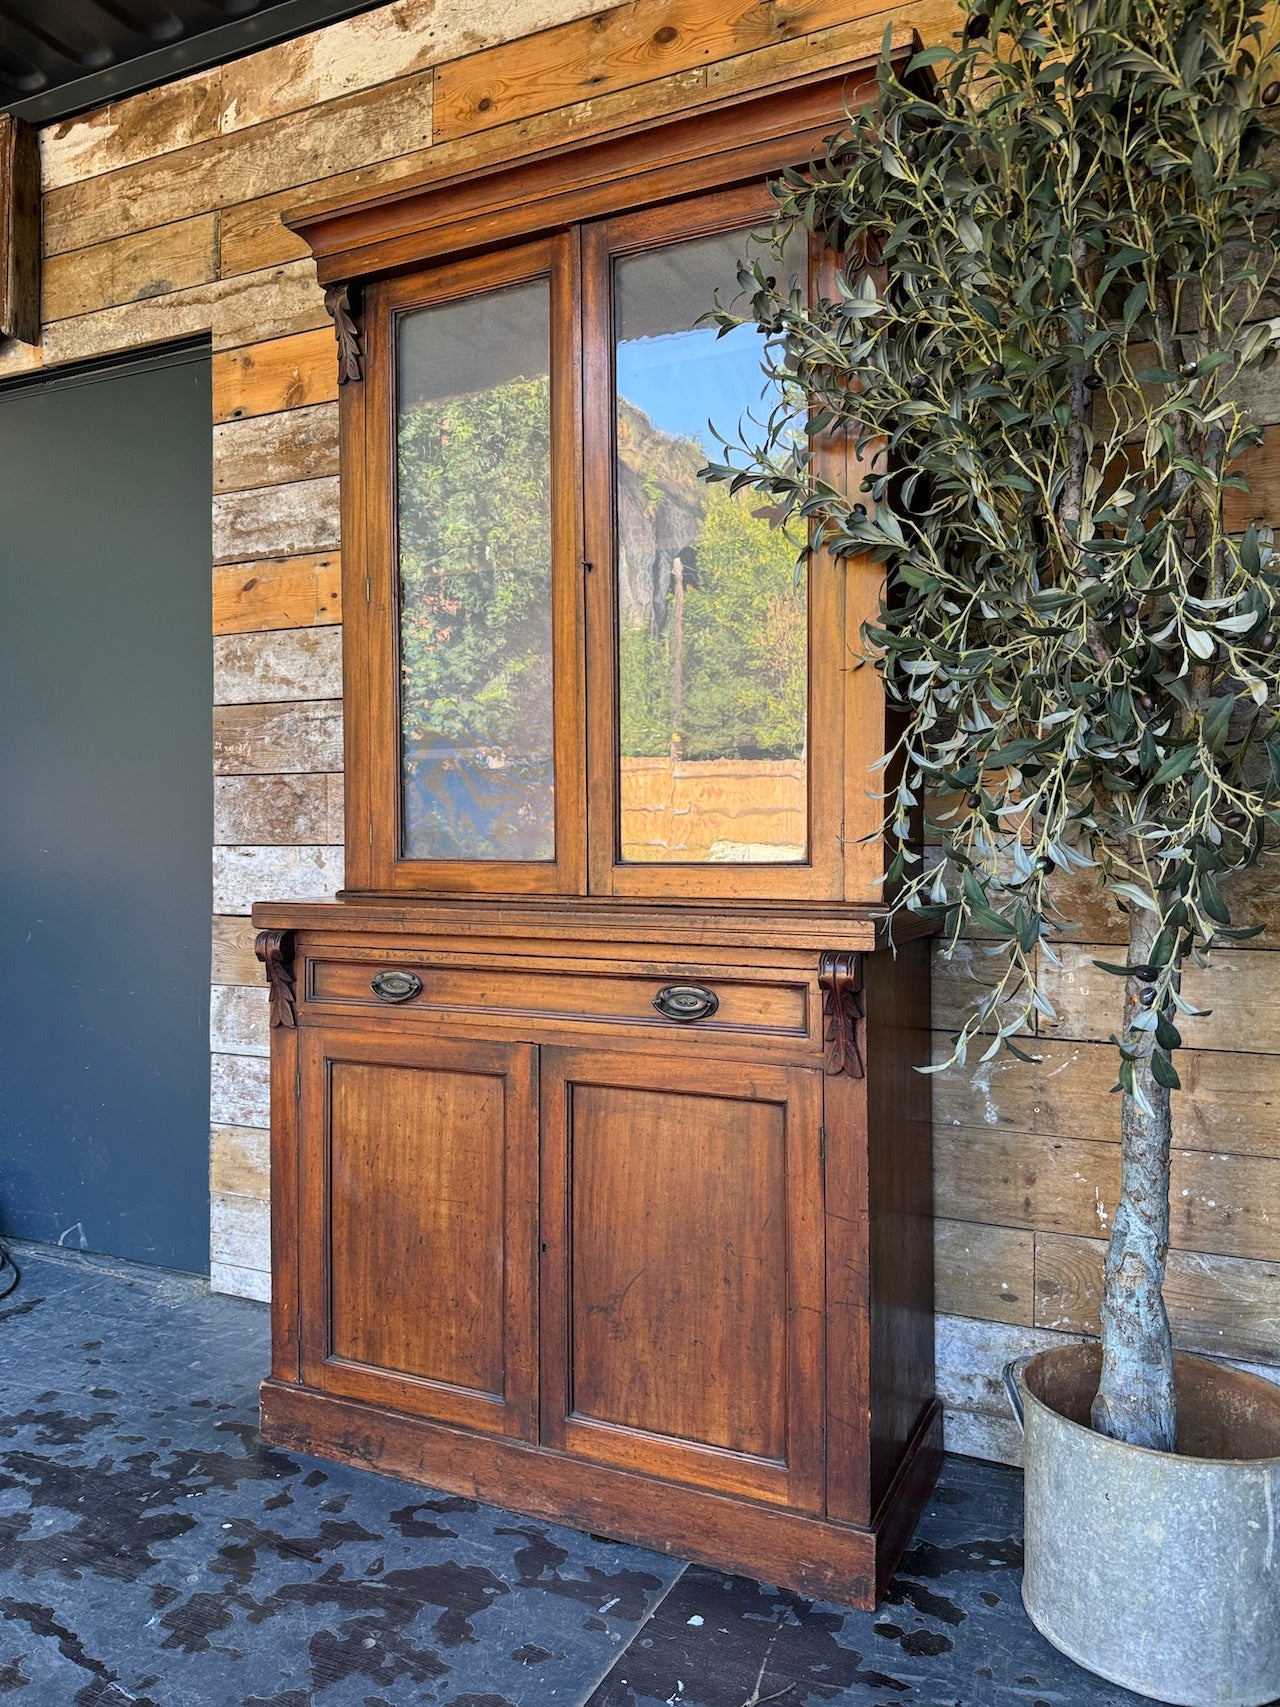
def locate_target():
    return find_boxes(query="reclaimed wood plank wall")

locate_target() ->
[9,0,1278,1462]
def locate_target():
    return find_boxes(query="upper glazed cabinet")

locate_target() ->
[291,66,896,904]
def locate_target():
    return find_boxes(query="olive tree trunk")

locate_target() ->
[1089,903,1178,1452]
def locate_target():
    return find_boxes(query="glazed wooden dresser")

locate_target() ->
[253,52,938,1609]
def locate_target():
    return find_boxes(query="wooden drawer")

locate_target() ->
[303,953,813,1044]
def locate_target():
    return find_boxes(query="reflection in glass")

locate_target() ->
[615,227,807,865]
[396,279,554,861]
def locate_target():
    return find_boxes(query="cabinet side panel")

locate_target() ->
[329,1059,507,1395]
[865,934,935,1513]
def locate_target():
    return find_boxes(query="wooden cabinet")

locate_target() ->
[254,50,938,1610]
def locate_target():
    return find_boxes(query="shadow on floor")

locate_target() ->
[0,1243,1154,1706]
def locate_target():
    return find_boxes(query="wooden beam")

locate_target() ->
[0,114,39,346]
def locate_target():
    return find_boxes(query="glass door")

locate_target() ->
[583,188,845,900]
[355,236,585,895]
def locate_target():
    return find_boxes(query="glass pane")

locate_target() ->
[614,227,807,865]
[396,278,554,861]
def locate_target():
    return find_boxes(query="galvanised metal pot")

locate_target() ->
[1006,1343,1280,1707]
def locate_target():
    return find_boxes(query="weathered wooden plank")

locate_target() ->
[213,626,343,706]
[1038,945,1280,1055]
[210,1189,271,1273]
[1034,1231,1280,1365]
[432,0,908,141]
[213,552,342,635]
[212,329,338,423]
[211,1052,270,1127]
[1225,424,1280,533]
[41,215,217,322]
[44,74,435,257]
[211,915,263,986]
[936,1128,1118,1241]
[935,1219,1034,1327]
[935,1313,1077,1468]
[213,402,339,495]
[213,844,345,914]
[213,5,945,280]
[213,475,341,565]
[215,773,344,846]
[211,984,270,1058]
[41,0,608,191]
[0,259,326,383]
[213,698,344,774]
[932,940,1030,1036]
[211,1124,269,1197]
[933,1035,1280,1159]
[936,1125,1280,1261]
[210,1260,272,1303]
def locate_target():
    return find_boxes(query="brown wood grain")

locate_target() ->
[213,552,342,635]
[1037,944,1280,1055]
[933,1034,1280,1159]
[328,1059,508,1393]
[210,1123,271,1198]
[42,215,218,323]
[540,1046,825,1509]
[935,1126,1280,1261]
[213,330,339,423]
[297,1027,539,1438]
[0,115,39,345]
[935,1219,1035,1327]
[212,916,264,986]
[1034,1231,1280,1365]
[432,0,905,142]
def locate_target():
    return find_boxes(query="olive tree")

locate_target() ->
[707,0,1280,1449]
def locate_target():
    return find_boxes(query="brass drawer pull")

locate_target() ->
[652,984,719,1023]
[371,969,423,1004]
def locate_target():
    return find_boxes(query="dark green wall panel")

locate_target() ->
[0,345,212,1273]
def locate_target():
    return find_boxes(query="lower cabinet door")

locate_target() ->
[540,1046,825,1511]
[297,1025,538,1439]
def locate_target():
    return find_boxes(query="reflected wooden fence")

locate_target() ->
[619,756,806,862]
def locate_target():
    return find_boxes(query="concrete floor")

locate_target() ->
[0,1242,1157,1707]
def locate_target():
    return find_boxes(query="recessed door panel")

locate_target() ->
[298,1027,537,1438]
[541,1047,824,1509]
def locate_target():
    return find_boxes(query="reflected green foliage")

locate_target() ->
[398,375,552,754]
[617,423,806,761]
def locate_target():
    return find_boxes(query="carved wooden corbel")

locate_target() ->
[818,950,865,1077]
[324,283,363,384]
[256,929,298,1029]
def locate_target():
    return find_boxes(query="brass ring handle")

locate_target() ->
[652,984,719,1023]
[371,969,423,1004]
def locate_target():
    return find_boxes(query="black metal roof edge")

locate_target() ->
[3,0,390,127]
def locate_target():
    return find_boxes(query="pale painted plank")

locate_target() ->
[210,1053,270,1127]
[213,476,341,565]
[213,627,343,706]
[210,1260,271,1303]
[0,260,326,383]
[215,774,343,845]
[213,844,344,914]
[210,1191,271,1274]
[210,984,270,1057]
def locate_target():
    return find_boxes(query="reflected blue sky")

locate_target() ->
[616,320,776,457]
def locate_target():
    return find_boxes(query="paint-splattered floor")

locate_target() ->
[0,1242,1158,1707]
